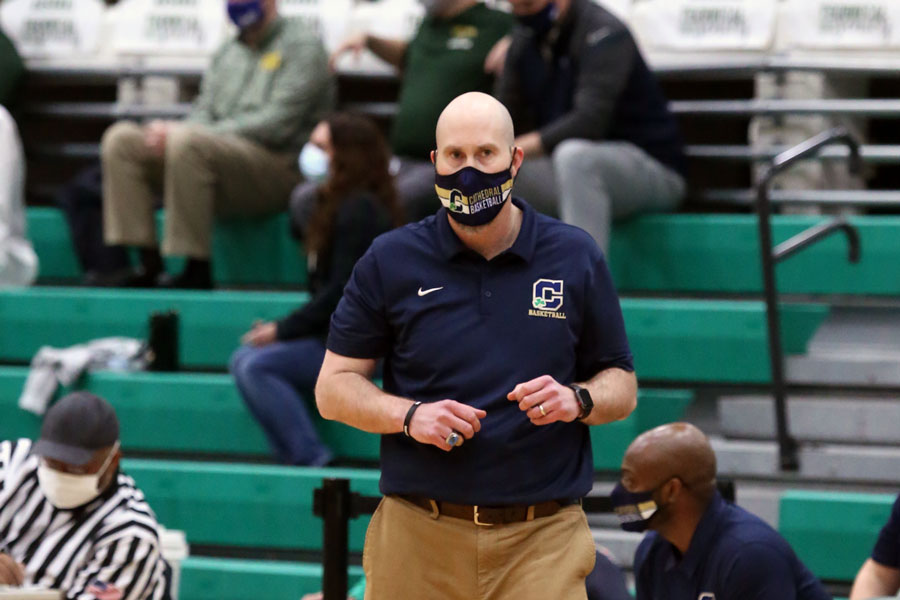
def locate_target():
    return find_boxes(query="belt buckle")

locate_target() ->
[473,505,494,527]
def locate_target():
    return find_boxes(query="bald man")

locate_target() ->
[316,91,637,599]
[614,423,830,600]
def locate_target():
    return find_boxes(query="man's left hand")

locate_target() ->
[507,375,580,425]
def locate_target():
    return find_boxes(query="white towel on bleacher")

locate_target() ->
[0,106,37,288]
[18,337,146,415]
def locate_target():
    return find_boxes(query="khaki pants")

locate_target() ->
[363,496,597,600]
[101,121,300,259]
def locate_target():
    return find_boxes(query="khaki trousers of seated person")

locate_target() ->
[101,121,300,259]
[363,496,597,600]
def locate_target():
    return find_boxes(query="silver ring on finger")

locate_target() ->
[538,404,547,417]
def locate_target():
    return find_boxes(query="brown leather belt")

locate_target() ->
[397,494,580,526]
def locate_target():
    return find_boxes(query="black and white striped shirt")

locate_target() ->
[0,439,172,600]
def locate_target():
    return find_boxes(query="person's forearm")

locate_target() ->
[579,368,637,426]
[365,35,407,69]
[850,560,900,600]
[514,131,545,158]
[316,371,413,434]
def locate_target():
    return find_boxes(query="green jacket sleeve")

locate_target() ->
[210,36,332,148]
[0,31,25,108]
[186,47,224,127]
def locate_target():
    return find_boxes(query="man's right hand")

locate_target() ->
[0,553,24,586]
[407,400,486,451]
[328,32,368,72]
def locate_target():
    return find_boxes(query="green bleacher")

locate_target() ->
[8,207,899,598]
[28,207,900,294]
[0,287,825,382]
[180,557,363,600]
[0,370,691,470]
[779,491,895,582]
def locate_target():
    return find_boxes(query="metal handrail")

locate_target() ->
[756,127,862,471]
[686,144,900,164]
[671,98,900,118]
[699,189,900,206]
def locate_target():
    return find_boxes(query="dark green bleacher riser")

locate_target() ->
[0,367,376,459]
[779,491,895,582]
[29,209,307,287]
[28,208,900,294]
[611,214,900,295]
[122,460,380,550]
[0,288,307,369]
[0,366,691,469]
[0,288,826,381]
[180,558,362,600]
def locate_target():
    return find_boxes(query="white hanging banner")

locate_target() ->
[783,0,900,50]
[331,0,423,73]
[0,0,104,58]
[632,0,778,51]
[277,0,353,52]
[111,0,227,56]
[593,0,632,22]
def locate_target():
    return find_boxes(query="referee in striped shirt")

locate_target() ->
[0,392,172,599]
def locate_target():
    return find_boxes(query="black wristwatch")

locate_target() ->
[568,383,593,420]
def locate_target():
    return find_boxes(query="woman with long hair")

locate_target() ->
[230,112,402,466]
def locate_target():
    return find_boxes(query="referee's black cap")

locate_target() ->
[33,392,120,466]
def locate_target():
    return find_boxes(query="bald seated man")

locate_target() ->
[316,91,637,600]
[613,423,830,600]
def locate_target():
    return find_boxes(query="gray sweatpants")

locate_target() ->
[513,139,685,252]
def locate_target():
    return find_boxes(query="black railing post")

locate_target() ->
[316,478,351,600]
[754,127,862,472]
[756,168,799,471]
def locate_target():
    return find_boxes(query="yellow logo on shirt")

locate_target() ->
[260,51,282,71]
[450,25,478,38]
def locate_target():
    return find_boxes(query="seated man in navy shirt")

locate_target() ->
[316,91,637,599]
[616,423,830,600]
[850,493,900,599]
[499,0,686,252]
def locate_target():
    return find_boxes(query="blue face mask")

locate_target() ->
[227,0,265,30]
[518,1,558,37]
[299,142,329,183]
[434,153,516,227]
[610,482,659,533]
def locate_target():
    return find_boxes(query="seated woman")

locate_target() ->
[230,112,401,466]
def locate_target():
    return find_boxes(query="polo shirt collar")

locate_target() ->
[676,491,727,576]
[435,197,537,263]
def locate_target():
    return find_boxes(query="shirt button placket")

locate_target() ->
[479,267,492,315]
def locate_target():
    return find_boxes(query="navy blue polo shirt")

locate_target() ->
[634,493,830,600]
[872,493,900,567]
[327,198,633,505]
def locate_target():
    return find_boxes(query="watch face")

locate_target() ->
[572,385,593,417]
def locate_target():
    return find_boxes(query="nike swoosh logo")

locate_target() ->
[418,287,444,297]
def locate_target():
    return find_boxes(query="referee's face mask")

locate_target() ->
[38,442,120,509]
[433,147,518,227]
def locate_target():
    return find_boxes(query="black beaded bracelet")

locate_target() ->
[403,401,422,437]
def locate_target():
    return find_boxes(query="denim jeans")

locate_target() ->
[229,338,332,466]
